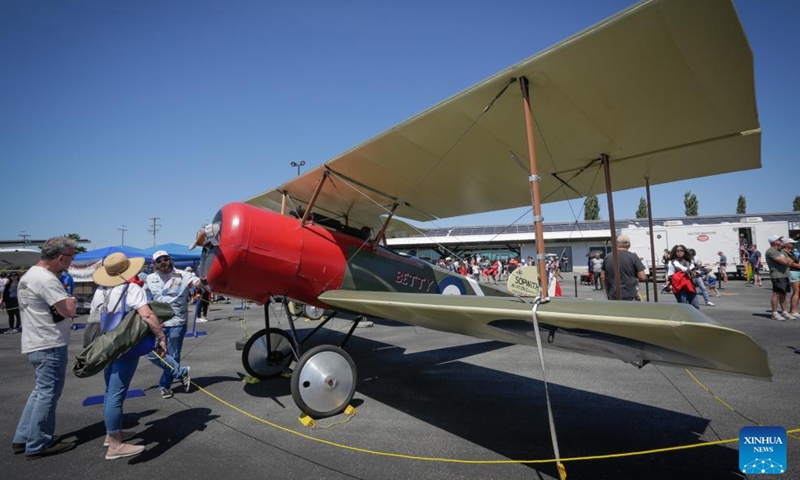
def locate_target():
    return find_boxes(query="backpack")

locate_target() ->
[73,300,172,378]
[97,284,156,358]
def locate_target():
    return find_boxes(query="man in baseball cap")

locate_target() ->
[144,250,199,398]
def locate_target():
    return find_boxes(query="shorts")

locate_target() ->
[771,278,790,294]
[789,270,800,283]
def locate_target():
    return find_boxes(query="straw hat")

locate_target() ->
[93,252,145,287]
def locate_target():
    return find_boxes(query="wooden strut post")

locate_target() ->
[601,154,622,300]
[646,176,658,302]
[300,170,330,225]
[519,77,550,299]
[372,203,399,248]
[280,192,287,216]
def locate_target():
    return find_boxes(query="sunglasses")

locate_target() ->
[155,256,171,264]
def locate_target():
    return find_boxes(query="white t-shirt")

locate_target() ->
[90,283,148,317]
[18,266,70,354]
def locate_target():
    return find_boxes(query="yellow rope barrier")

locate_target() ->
[153,350,799,465]
[685,369,800,442]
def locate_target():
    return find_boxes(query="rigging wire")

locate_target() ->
[401,78,518,204]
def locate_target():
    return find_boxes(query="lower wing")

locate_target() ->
[319,291,770,379]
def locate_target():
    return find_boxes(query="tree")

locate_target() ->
[736,195,746,214]
[636,197,647,218]
[64,233,88,253]
[683,190,698,216]
[794,196,800,211]
[584,195,600,220]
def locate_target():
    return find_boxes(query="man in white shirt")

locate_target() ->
[12,237,77,459]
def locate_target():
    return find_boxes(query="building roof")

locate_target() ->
[387,211,800,247]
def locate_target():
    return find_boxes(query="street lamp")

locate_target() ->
[290,160,306,176]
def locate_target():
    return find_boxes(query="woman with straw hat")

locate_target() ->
[90,252,167,460]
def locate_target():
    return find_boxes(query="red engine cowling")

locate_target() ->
[203,202,370,306]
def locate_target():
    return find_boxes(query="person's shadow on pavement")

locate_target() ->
[129,407,219,462]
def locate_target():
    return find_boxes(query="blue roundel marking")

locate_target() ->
[438,276,467,295]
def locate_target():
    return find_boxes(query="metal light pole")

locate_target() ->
[118,225,127,245]
[290,160,306,176]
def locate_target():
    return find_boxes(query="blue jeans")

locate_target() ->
[695,279,710,303]
[674,289,700,310]
[147,323,187,389]
[103,354,139,434]
[13,346,68,455]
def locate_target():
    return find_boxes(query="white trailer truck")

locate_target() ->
[621,217,789,279]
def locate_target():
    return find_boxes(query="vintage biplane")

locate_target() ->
[196,0,769,419]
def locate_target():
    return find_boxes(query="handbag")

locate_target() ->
[99,286,157,358]
[72,300,172,378]
[670,270,696,294]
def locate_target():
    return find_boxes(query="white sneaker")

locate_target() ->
[356,320,374,328]
[791,312,800,320]
[705,302,715,306]
[103,430,136,447]
[195,317,208,323]
[105,443,145,460]
[781,311,794,320]
[771,312,786,321]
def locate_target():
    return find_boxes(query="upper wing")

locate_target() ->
[246,0,759,229]
[319,290,771,379]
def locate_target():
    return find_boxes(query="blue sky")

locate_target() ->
[2,0,798,249]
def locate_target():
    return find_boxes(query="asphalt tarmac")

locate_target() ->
[1,278,798,480]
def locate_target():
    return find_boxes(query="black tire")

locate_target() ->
[290,345,357,419]
[304,305,326,320]
[242,328,294,380]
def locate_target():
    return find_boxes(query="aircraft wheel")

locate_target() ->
[304,305,325,320]
[287,301,304,316]
[242,328,294,379]
[291,345,357,418]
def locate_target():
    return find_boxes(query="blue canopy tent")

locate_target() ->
[141,243,201,268]
[74,245,147,263]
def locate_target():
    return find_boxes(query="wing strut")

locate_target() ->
[519,76,550,300]
[601,153,623,300]
[300,170,331,225]
[372,203,399,248]
[645,176,659,301]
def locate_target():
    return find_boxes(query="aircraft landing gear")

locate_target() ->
[240,298,360,418]
[242,328,294,379]
[291,345,357,418]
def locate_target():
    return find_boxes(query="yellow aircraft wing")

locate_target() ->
[246,0,759,230]
[319,290,771,379]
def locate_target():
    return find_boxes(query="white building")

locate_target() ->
[387,212,800,276]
